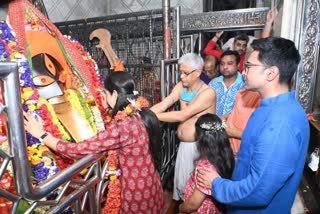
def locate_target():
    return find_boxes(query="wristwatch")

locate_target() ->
[39,132,50,143]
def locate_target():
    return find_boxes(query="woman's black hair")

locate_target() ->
[195,113,234,178]
[104,72,161,171]
[140,108,161,172]
[104,72,135,117]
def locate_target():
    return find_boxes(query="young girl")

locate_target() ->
[24,72,164,213]
[179,113,234,213]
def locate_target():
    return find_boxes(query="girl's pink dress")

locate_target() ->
[184,158,225,214]
[56,114,164,213]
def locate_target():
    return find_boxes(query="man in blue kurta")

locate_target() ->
[197,37,310,213]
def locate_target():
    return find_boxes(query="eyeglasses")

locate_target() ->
[179,69,197,76]
[244,62,268,72]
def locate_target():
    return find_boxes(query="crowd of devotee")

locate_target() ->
[22,7,311,214]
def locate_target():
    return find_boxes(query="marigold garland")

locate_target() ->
[102,96,149,213]
[67,37,105,108]
[102,150,121,214]
[66,37,106,132]
[0,22,64,188]
[66,89,98,134]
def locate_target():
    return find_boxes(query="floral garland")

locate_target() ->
[66,89,98,134]
[102,96,149,213]
[66,36,106,123]
[113,96,150,121]
[0,21,64,185]
[102,150,121,214]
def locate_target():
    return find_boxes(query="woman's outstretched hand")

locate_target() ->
[23,111,46,139]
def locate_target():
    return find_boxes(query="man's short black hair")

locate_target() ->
[251,37,301,86]
[221,50,240,65]
[234,33,249,44]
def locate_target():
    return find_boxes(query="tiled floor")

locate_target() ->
[163,190,306,214]
[291,193,306,214]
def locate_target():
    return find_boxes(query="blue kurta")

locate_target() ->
[208,72,245,116]
[211,91,310,213]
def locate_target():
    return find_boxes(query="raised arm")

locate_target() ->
[24,111,121,159]
[156,87,216,122]
[225,127,243,139]
[262,8,277,38]
[150,82,183,114]
[204,31,224,60]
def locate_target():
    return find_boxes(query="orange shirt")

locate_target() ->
[227,90,261,153]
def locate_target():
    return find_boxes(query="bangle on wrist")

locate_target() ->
[39,132,50,143]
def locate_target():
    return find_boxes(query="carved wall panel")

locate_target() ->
[296,0,320,113]
[180,7,269,33]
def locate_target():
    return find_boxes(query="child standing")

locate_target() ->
[179,113,234,213]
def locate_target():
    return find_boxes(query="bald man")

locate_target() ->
[200,55,219,84]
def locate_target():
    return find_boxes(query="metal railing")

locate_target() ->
[159,58,179,185]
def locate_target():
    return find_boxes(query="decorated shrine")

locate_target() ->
[0,0,320,213]
[0,0,121,213]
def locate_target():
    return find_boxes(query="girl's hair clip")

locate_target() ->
[133,90,139,95]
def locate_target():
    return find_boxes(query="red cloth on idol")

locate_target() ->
[56,114,164,213]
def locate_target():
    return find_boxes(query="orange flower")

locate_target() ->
[103,150,121,213]
[137,96,149,108]
[114,110,127,121]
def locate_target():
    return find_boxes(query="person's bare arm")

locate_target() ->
[150,82,183,114]
[262,8,277,38]
[179,187,206,213]
[220,113,230,122]
[211,31,224,43]
[226,127,243,139]
[156,88,216,122]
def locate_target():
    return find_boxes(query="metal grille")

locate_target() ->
[54,9,173,105]
[54,10,177,185]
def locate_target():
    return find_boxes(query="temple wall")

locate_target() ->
[43,0,203,22]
